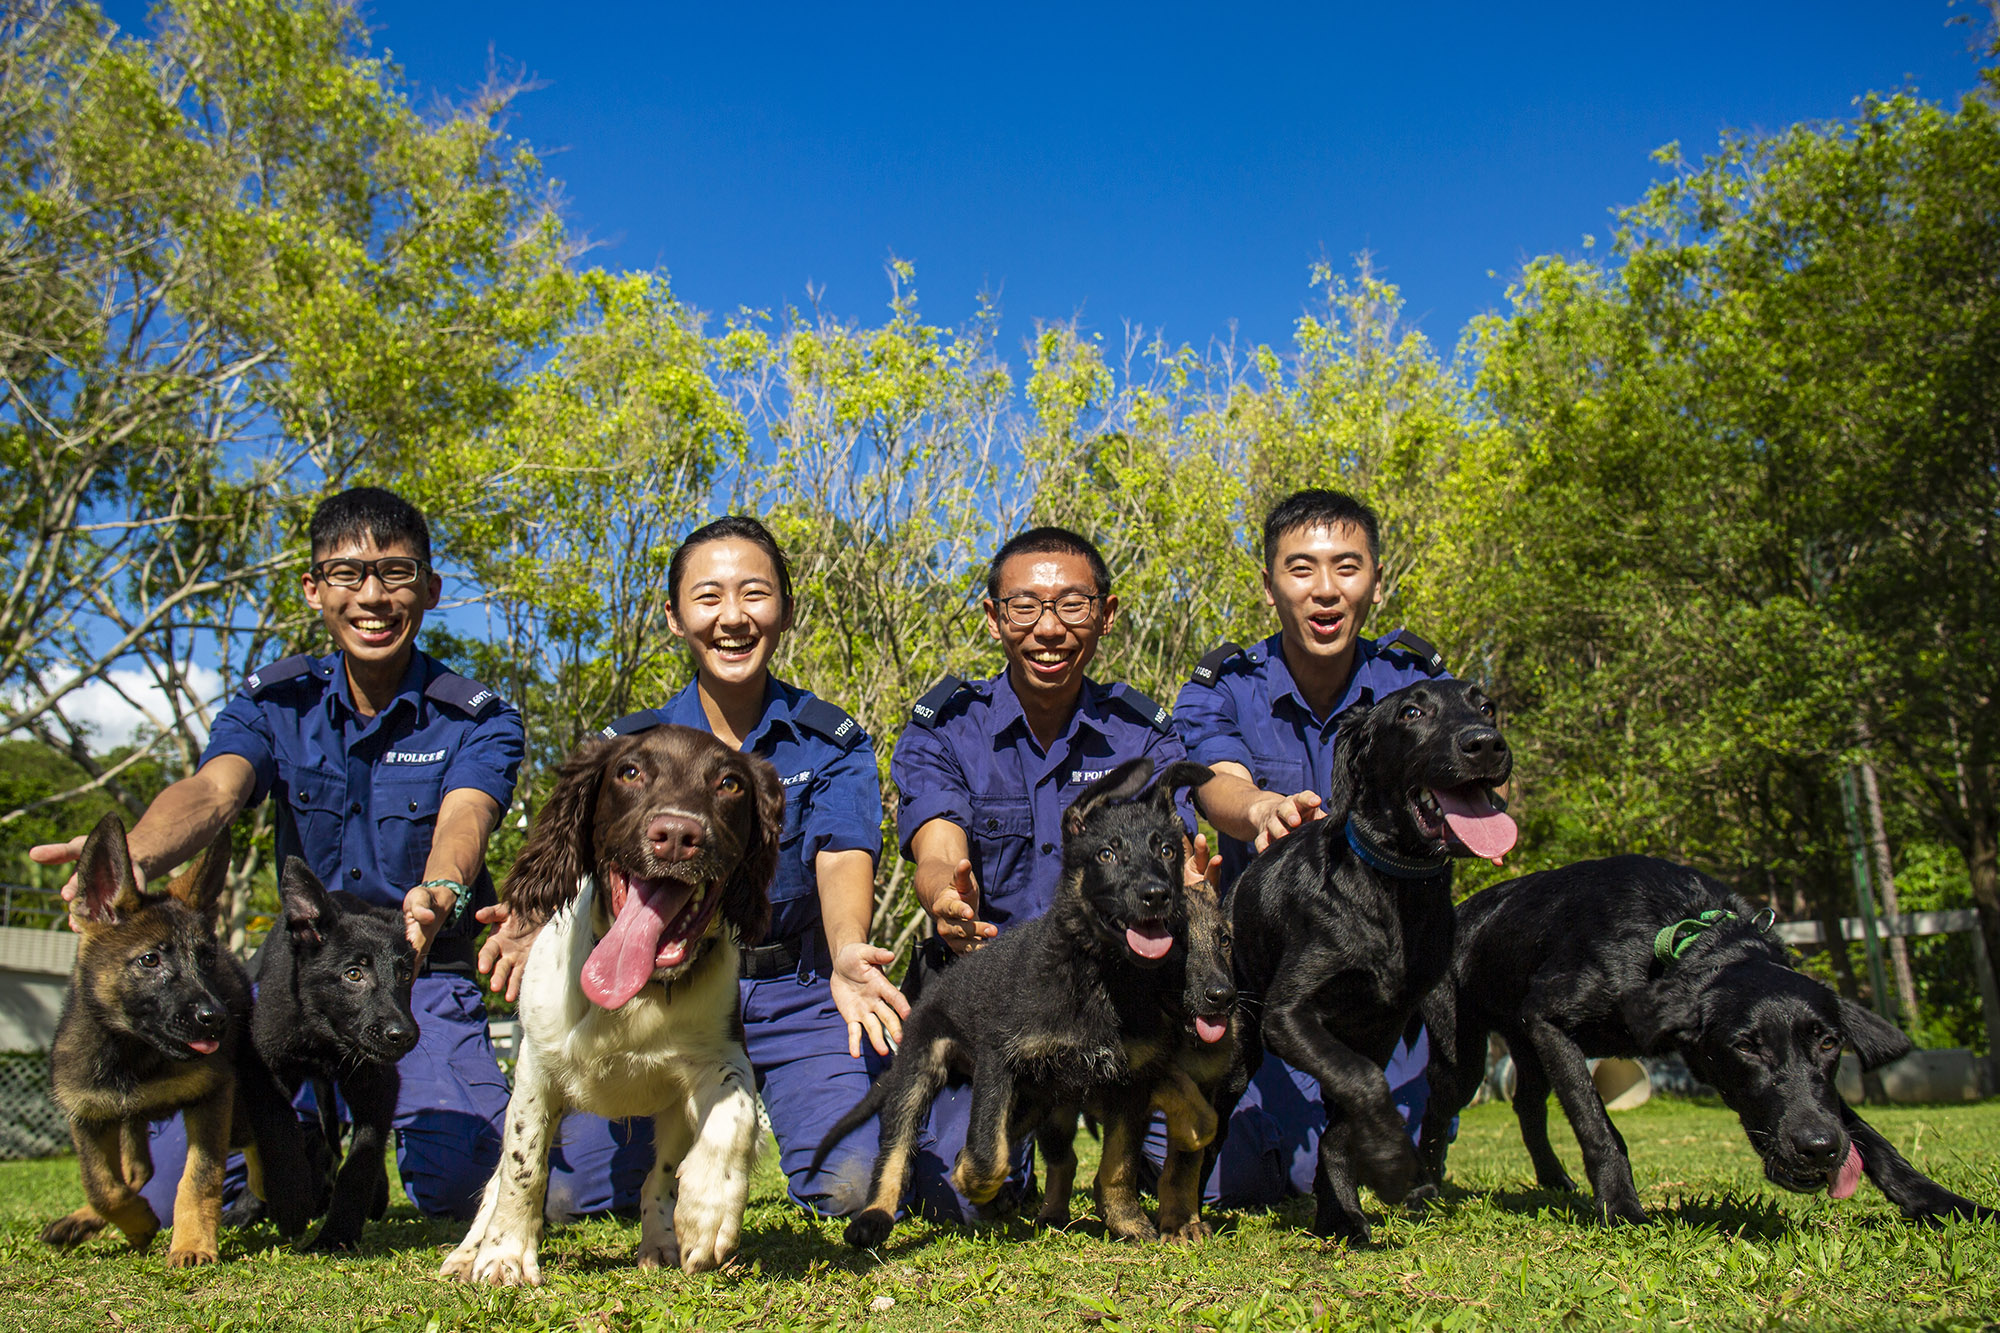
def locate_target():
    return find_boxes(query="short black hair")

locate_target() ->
[668,515,795,613]
[310,486,432,563]
[986,525,1111,600]
[1262,488,1380,566]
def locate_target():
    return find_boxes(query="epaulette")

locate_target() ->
[1107,683,1172,734]
[908,674,966,729]
[424,671,505,720]
[1189,640,1245,688]
[600,709,668,739]
[795,697,865,751]
[1374,628,1446,677]
[244,654,318,698]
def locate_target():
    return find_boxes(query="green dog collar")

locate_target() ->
[1653,906,1777,965]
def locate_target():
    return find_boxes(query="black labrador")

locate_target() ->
[1418,855,1995,1224]
[816,758,1212,1247]
[1227,678,1515,1244]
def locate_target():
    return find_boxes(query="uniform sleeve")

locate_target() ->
[803,736,885,864]
[1141,722,1199,836]
[440,700,526,810]
[199,689,278,806]
[1171,677,1254,772]
[890,723,972,860]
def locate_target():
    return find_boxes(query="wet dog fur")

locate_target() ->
[1418,855,1997,1225]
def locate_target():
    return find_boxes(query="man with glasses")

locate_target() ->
[34,486,524,1225]
[887,525,1191,1220]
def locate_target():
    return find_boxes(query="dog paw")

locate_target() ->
[41,1210,108,1249]
[672,1197,739,1274]
[1598,1196,1648,1227]
[438,1244,478,1281]
[1033,1201,1071,1230]
[1164,1217,1212,1243]
[634,1233,681,1271]
[302,1227,360,1255]
[469,1238,542,1287]
[1309,1198,1372,1246]
[1104,1214,1159,1243]
[1356,1128,1422,1203]
[218,1195,266,1229]
[845,1209,894,1249]
[164,1245,218,1269]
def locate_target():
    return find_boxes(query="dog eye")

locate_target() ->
[135,951,162,969]
[1158,844,1175,862]
[1478,700,1495,718]
[617,762,642,782]
[718,773,744,794]
[1096,848,1116,864]
[1399,703,1423,721]
[1734,1039,1761,1059]
[344,966,367,983]
[1819,1033,1840,1052]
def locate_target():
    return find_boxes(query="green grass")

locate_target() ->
[4,1099,1998,1331]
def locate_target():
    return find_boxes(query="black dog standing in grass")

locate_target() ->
[1418,855,1997,1225]
[226,858,420,1252]
[816,758,1213,1248]
[1226,678,1515,1244]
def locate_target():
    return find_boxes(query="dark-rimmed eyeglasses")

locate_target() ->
[308,557,430,590]
[994,593,1103,628]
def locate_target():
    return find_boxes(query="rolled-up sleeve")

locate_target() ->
[891,724,971,860]
[1172,679,1254,772]
[804,737,885,865]
[200,691,278,806]
[441,702,525,810]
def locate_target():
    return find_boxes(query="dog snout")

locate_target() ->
[191,999,227,1035]
[377,1019,419,1056]
[1456,727,1507,760]
[1205,981,1237,1011]
[645,812,707,863]
[1788,1124,1843,1172]
[1136,880,1172,917]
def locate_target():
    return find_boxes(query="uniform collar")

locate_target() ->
[662,675,791,751]
[327,649,428,726]
[1266,632,1382,725]
[987,669,1108,754]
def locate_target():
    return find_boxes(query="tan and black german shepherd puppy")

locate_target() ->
[42,814,313,1266]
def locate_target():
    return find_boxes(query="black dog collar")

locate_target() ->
[1344,820,1451,879]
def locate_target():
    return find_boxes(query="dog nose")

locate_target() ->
[1457,728,1507,759]
[191,1001,227,1035]
[1790,1127,1842,1171]
[646,813,706,862]
[1205,983,1237,1010]
[380,1022,417,1054]
[1137,882,1172,915]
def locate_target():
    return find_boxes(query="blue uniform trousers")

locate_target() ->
[140,974,510,1223]
[550,966,1030,1222]
[1141,1030,1431,1206]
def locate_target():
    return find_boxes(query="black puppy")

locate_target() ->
[1228,678,1514,1243]
[231,858,418,1251]
[815,758,1213,1247]
[1419,855,1995,1225]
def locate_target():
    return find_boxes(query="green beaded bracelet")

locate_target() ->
[416,878,474,926]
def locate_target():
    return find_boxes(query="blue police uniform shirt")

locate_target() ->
[600,677,883,959]
[892,670,1192,931]
[202,650,524,926]
[1172,631,1446,891]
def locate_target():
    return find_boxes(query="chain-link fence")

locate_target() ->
[0,1051,68,1159]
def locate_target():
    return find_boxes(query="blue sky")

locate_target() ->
[331,2,1985,359]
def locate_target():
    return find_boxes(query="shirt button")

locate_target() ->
[350,802,362,815]
[409,801,419,812]
[985,818,999,832]
[350,868,361,880]
[1040,842,1054,854]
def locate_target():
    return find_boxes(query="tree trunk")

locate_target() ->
[1965,811,2000,1076]
[1858,760,1920,1028]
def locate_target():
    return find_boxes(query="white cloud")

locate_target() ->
[16,664,229,752]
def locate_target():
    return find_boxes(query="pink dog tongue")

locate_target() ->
[582,878,683,1010]
[1195,1016,1228,1044]
[1126,923,1173,960]
[1434,788,1519,863]
[187,1039,220,1055]
[1829,1143,1864,1200]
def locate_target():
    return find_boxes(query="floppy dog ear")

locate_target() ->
[1064,758,1155,836]
[505,739,611,926]
[721,753,782,949]
[74,812,145,926]
[1620,975,1702,1054]
[1838,996,1913,1070]
[280,857,337,948]
[164,823,232,920]
[1323,699,1378,828]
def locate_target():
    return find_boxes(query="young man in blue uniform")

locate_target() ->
[1172,488,1450,1206]
[891,525,1192,1220]
[34,487,524,1222]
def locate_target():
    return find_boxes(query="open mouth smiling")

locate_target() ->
[579,862,726,1009]
[1121,914,1173,964]
[1411,784,1519,864]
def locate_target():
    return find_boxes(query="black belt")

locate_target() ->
[423,930,479,977]
[739,935,805,980]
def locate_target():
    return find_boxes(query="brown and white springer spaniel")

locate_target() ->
[442,726,781,1285]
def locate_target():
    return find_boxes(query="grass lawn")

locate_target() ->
[3,1098,1997,1331]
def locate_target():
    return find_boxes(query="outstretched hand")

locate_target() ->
[831,941,911,1058]
[1250,789,1325,853]
[475,902,541,1003]
[931,858,997,955]
[1184,831,1223,891]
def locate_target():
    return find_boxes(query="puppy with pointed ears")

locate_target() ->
[42,815,313,1266]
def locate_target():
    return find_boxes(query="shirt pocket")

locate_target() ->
[1251,755,1311,800]
[965,797,1035,919]
[277,760,346,868]
[375,775,443,891]
[768,782,811,905]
